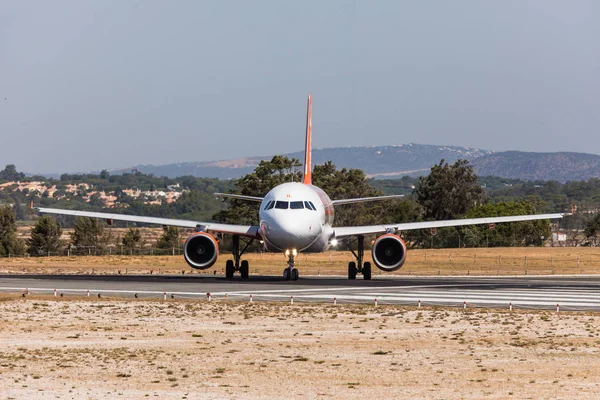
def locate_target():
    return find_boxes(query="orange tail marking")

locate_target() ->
[302,94,312,185]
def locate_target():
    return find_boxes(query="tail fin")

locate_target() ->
[302,94,312,185]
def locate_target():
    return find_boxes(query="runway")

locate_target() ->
[2,273,600,311]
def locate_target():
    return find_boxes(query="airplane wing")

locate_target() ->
[333,213,567,238]
[332,195,404,205]
[214,193,264,202]
[36,207,260,237]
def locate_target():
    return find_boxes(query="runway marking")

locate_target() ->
[0,285,419,295]
[0,285,492,297]
[2,286,599,301]
[238,293,600,308]
[361,290,600,300]
[2,281,600,310]
[208,283,499,296]
[0,287,211,297]
[361,293,600,303]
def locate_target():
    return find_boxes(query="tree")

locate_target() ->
[584,214,600,246]
[0,205,26,256]
[461,201,552,247]
[11,194,25,220]
[415,159,485,221]
[70,217,111,254]
[0,164,25,182]
[313,162,390,226]
[156,226,181,251]
[383,199,424,249]
[213,156,302,225]
[122,227,142,253]
[214,157,410,228]
[28,216,63,256]
[88,193,104,208]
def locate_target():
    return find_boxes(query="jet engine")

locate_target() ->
[371,234,407,272]
[184,233,219,270]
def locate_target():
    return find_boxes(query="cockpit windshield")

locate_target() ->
[265,200,317,211]
[275,201,289,209]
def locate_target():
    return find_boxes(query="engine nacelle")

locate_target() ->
[183,233,219,270]
[371,234,407,272]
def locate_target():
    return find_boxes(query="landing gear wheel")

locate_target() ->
[283,268,291,281]
[240,260,249,279]
[291,268,299,281]
[348,261,357,280]
[225,260,234,279]
[363,262,372,280]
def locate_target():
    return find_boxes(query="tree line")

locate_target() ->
[214,157,557,248]
[0,206,184,257]
[2,157,597,256]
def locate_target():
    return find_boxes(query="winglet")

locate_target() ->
[302,94,312,185]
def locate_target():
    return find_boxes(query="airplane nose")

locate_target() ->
[266,216,320,250]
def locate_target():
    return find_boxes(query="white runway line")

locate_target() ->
[238,293,600,308]
[2,284,600,309]
[361,290,600,301]
[0,287,210,297]
[209,283,499,296]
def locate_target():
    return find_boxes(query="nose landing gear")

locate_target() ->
[283,251,299,281]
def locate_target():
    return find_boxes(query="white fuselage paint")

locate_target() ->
[259,182,335,253]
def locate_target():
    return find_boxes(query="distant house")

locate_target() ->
[552,232,568,243]
[1,180,186,208]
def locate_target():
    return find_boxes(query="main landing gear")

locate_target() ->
[225,235,253,279]
[283,250,299,281]
[347,235,372,280]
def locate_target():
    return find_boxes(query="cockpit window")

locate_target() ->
[264,200,274,210]
[308,201,317,210]
[275,201,289,209]
[290,201,304,210]
[304,201,313,210]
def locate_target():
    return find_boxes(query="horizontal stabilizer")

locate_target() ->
[332,195,404,206]
[214,193,264,202]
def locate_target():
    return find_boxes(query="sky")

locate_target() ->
[1,1,599,174]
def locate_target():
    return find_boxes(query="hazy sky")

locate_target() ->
[1,1,599,174]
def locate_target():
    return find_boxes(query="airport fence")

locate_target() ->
[3,245,600,276]
[1,245,186,258]
[404,251,600,275]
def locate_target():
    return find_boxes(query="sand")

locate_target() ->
[1,295,600,399]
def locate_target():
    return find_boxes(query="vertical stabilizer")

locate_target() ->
[302,94,312,185]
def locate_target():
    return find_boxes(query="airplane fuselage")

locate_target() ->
[259,182,334,253]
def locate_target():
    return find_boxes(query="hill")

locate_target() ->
[111,144,491,179]
[106,146,600,183]
[471,151,600,182]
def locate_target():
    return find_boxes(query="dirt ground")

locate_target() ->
[2,247,600,277]
[1,295,599,399]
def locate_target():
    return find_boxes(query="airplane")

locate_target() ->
[37,95,567,281]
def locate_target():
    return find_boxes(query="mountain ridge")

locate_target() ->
[106,144,600,183]
[110,144,491,179]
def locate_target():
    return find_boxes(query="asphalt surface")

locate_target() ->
[1,273,600,311]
